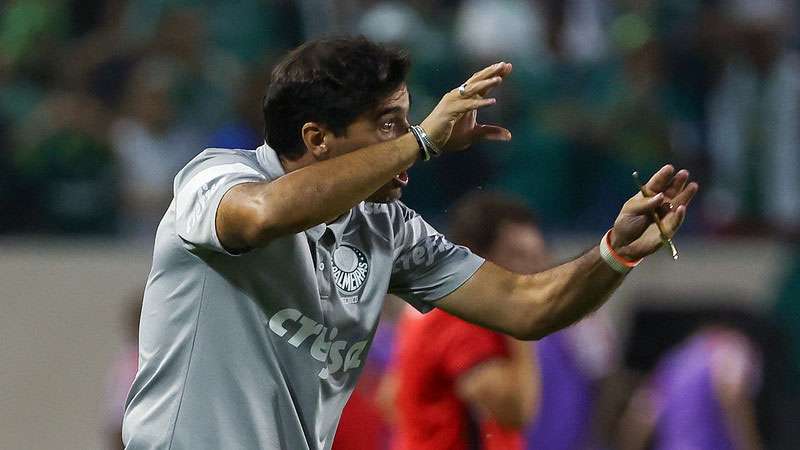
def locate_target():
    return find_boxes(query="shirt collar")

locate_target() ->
[306,210,351,245]
[255,142,286,180]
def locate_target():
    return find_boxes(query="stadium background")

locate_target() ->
[1,0,799,448]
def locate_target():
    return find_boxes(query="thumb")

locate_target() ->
[473,124,512,141]
[625,192,664,215]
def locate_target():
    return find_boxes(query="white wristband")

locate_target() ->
[599,230,642,274]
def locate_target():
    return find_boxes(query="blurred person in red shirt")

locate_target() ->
[390,191,545,450]
[333,295,405,450]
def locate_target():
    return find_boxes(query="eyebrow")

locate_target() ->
[374,90,412,119]
[375,106,405,118]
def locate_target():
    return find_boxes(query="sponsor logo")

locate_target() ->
[392,235,455,273]
[331,245,369,295]
[268,308,368,380]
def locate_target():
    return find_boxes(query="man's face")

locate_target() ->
[487,222,549,274]
[324,84,411,203]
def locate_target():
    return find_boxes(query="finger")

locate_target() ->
[498,62,513,77]
[459,76,503,98]
[466,62,509,85]
[663,169,689,199]
[663,205,687,234]
[670,181,699,208]
[643,165,675,195]
[477,66,511,97]
[451,97,497,114]
[473,124,512,141]
[625,192,665,215]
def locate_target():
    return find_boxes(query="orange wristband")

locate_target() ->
[599,229,642,274]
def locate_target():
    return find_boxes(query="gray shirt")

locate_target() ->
[122,144,484,450]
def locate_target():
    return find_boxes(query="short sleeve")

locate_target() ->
[440,319,508,380]
[174,155,266,254]
[388,204,484,312]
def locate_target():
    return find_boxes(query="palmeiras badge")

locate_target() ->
[332,244,369,294]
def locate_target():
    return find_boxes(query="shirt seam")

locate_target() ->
[166,267,209,449]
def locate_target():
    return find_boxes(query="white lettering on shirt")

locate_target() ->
[267,308,368,380]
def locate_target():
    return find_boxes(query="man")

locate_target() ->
[390,192,542,450]
[617,324,764,450]
[122,36,697,450]
[525,310,619,450]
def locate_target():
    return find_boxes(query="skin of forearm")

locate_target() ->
[506,339,539,424]
[491,369,535,428]
[254,133,419,241]
[512,247,625,340]
[462,359,535,429]
[720,394,763,450]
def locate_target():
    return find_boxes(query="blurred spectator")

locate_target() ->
[13,91,120,233]
[568,14,692,228]
[145,7,243,129]
[61,0,141,111]
[494,11,679,231]
[525,313,620,450]
[0,112,15,233]
[0,0,69,81]
[705,0,800,234]
[454,0,545,65]
[205,0,302,63]
[104,291,143,450]
[770,244,800,448]
[333,295,405,450]
[540,0,611,64]
[389,191,540,450]
[773,245,800,373]
[110,59,204,235]
[618,325,764,450]
[207,67,268,150]
[0,0,67,124]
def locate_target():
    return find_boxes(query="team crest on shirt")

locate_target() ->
[331,244,369,299]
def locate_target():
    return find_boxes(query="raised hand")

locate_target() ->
[419,62,513,152]
[610,165,699,260]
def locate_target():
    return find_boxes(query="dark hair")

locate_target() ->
[263,36,411,159]
[447,191,540,257]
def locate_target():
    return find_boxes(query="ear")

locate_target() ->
[301,122,332,161]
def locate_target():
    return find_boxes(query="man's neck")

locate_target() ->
[279,152,316,174]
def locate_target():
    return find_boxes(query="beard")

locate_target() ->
[365,170,408,203]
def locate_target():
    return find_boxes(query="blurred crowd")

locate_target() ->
[1,0,799,238]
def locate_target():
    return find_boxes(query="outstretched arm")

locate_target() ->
[437,165,698,340]
[217,63,512,252]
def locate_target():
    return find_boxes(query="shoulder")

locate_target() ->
[180,147,263,176]
[360,201,416,224]
[385,201,436,238]
[174,147,266,188]
[354,201,418,238]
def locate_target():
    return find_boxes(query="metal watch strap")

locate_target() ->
[409,125,441,161]
[409,125,431,161]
